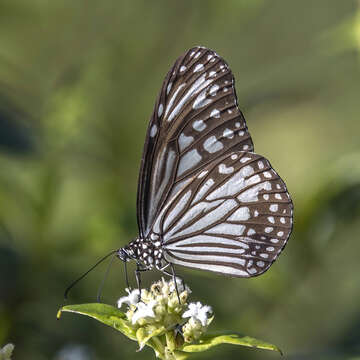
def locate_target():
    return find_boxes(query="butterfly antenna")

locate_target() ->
[64,249,118,301]
[96,251,116,303]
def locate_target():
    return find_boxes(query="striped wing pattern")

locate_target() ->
[149,151,292,277]
[137,46,253,238]
[137,46,293,277]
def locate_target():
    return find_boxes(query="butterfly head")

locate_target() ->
[116,247,132,262]
[117,238,141,262]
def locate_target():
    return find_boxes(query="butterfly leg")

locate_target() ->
[124,261,131,290]
[170,263,181,304]
[159,264,182,304]
[135,262,148,295]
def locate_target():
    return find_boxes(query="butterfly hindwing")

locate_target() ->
[137,46,254,237]
[150,151,293,277]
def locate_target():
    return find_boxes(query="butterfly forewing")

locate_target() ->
[137,46,254,237]
[151,151,293,277]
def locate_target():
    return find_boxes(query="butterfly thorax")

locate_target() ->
[119,236,165,270]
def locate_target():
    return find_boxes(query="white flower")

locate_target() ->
[169,277,192,294]
[182,301,212,326]
[117,288,140,308]
[131,299,157,324]
[0,343,14,360]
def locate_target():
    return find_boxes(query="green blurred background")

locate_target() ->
[1,1,360,359]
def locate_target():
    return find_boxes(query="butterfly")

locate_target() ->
[113,46,294,290]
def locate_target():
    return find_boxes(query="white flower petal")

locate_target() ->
[182,302,212,326]
[131,300,157,324]
[117,289,140,308]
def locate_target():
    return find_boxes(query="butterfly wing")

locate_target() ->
[151,151,293,277]
[137,46,253,237]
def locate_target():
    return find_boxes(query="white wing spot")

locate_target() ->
[227,109,233,114]
[223,128,234,139]
[271,238,279,243]
[258,161,264,169]
[223,87,228,92]
[247,228,256,236]
[276,184,281,189]
[178,133,194,151]
[194,51,201,59]
[269,204,278,212]
[177,149,202,176]
[240,157,251,163]
[190,51,195,57]
[263,194,269,200]
[248,268,257,274]
[277,231,284,236]
[209,84,219,96]
[193,89,211,109]
[228,207,250,221]
[265,227,273,233]
[238,181,271,203]
[239,131,245,136]
[257,261,265,267]
[207,223,245,236]
[150,233,159,240]
[275,193,282,200]
[203,136,224,153]
[243,145,249,150]
[231,154,238,160]
[254,210,259,217]
[260,253,269,259]
[267,246,275,251]
[280,217,286,224]
[263,171,272,178]
[191,179,215,203]
[167,82,172,95]
[207,54,213,60]
[235,122,241,128]
[194,63,204,73]
[210,109,220,118]
[198,170,208,178]
[209,71,217,77]
[150,124,158,137]
[192,119,207,132]
[219,163,234,174]
[158,103,164,117]
[240,165,254,177]
[268,216,275,224]
[180,65,187,72]
[165,83,186,120]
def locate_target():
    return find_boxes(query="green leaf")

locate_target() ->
[181,332,282,355]
[136,326,166,350]
[57,303,136,340]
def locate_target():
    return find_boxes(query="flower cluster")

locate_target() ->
[117,278,213,351]
[58,278,282,359]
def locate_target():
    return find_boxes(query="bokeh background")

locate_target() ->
[1,1,360,359]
